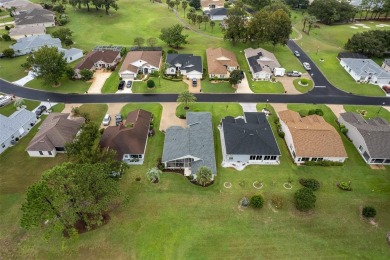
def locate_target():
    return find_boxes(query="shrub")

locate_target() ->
[65,66,75,79]
[341,127,348,134]
[5,25,10,31]
[146,167,162,183]
[271,195,283,209]
[278,131,285,138]
[362,206,376,218]
[53,4,66,13]
[304,160,343,166]
[250,195,264,209]
[147,79,155,88]
[2,48,14,58]
[274,118,280,124]
[196,166,213,187]
[294,187,316,212]
[152,70,159,77]
[308,108,324,116]
[338,181,352,191]
[80,69,93,81]
[300,78,309,85]
[99,128,105,135]
[299,178,320,191]
[167,49,178,54]
[2,34,11,41]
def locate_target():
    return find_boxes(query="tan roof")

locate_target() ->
[201,0,224,8]
[278,110,347,158]
[9,25,46,37]
[206,47,239,74]
[99,110,152,160]
[244,47,281,73]
[119,51,162,74]
[26,113,85,151]
[74,50,120,70]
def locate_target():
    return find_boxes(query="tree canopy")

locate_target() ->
[177,91,197,108]
[159,24,188,48]
[69,0,119,14]
[344,30,390,57]
[294,187,316,212]
[308,0,356,24]
[196,166,213,187]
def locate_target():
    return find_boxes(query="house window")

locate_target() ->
[270,156,277,160]
[384,159,390,164]
[297,158,301,162]
[48,151,52,155]
[70,57,72,61]
[311,158,318,162]
[292,150,296,158]
[302,157,309,161]
[228,156,233,160]
[318,158,323,161]
[358,145,363,152]
[264,156,270,160]
[256,155,262,160]
[250,155,256,160]
[1,143,5,148]
[39,151,43,155]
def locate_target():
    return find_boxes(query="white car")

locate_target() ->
[302,62,311,71]
[102,114,111,126]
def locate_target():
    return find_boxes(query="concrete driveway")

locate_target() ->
[277,73,312,94]
[87,71,112,94]
[184,78,201,93]
[236,72,253,93]
[160,103,186,131]
[12,71,36,86]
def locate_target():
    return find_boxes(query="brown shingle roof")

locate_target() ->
[26,113,85,151]
[99,109,152,160]
[201,0,224,8]
[278,110,347,158]
[119,51,162,74]
[206,47,239,74]
[74,50,120,70]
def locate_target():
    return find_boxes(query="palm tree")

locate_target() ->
[182,1,188,16]
[210,21,216,32]
[307,16,317,35]
[177,91,196,109]
[203,15,209,30]
[196,166,213,187]
[196,14,203,29]
[161,62,171,76]
[175,0,181,10]
[146,167,162,183]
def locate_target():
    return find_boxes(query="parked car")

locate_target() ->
[126,81,132,88]
[118,80,125,90]
[0,53,5,58]
[115,113,122,126]
[102,114,111,126]
[0,95,12,107]
[287,71,302,77]
[192,78,197,87]
[302,62,311,70]
[294,51,300,57]
[35,105,47,117]
[383,85,390,94]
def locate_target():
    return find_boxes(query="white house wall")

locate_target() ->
[210,15,227,21]
[1,116,37,154]
[27,149,57,157]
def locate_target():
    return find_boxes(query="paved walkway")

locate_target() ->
[327,104,345,118]
[291,26,303,41]
[240,103,257,112]
[271,103,288,113]
[87,71,112,94]
[236,72,252,93]
[159,102,186,131]
[12,72,36,86]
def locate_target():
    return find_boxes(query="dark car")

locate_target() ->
[192,78,197,87]
[118,80,125,90]
[115,113,122,126]
[383,85,390,94]
[126,81,132,88]
[35,105,47,117]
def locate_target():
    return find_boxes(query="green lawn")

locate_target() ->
[293,78,314,93]
[25,77,90,94]
[76,103,108,124]
[0,56,27,82]
[344,105,390,121]
[201,79,236,93]
[0,16,14,22]
[250,80,285,93]
[101,67,121,94]
[0,99,40,116]
[132,77,188,93]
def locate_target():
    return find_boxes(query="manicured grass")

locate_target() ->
[201,79,236,93]
[250,80,285,93]
[344,105,390,121]
[0,99,40,116]
[0,16,14,22]
[25,77,90,94]
[76,103,108,124]
[132,77,188,93]
[0,56,28,82]
[293,78,314,93]
[101,69,120,94]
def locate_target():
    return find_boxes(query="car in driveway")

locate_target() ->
[287,71,302,77]
[102,114,111,126]
[35,105,47,117]
[115,113,122,126]
[383,85,390,94]
[294,51,300,57]
[302,62,311,71]
[118,80,125,90]
[126,81,132,88]
[192,78,197,87]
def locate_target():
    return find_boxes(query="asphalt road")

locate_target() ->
[0,40,389,106]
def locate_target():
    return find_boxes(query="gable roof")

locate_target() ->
[244,47,281,74]
[162,112,217,175]
[201,0,224,8]
[206,47,239,74]
[337,52,368,60]
[10,34,61,53]
[119,50,162,74]
[26,113,85,151]
[222,112,280,155]
[341,58,390,79]
[74,50,120,70]
[209,7,227,16]
[0,108,36,145]
[340,112,390,158]
[166,54,203,73]
[278,110,347,158]
[58,47,83,60]
[9,25,46,37]
[383,58,390,66]
[99,109,152,160]
[14,8,54,26]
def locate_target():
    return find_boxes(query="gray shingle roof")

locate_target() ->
[11,34,61,53]
[208,7,227,16]
[14,8,54,26]
[341,58,390,79]
[58,47,83,60]
[162,112,217,175]
[384,59,390,66]
[340,112,390,158]
[222,112,281,155]
[0,108,36,144]
[166,54,203,74]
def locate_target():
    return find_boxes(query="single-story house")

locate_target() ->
[220,112,281,167]
[340,58,390,85]
[99,109,152,165]
[162,112,217,178]
[9,25,46,40]
[338,112,390,165]
[1,0,42,15]
[74,49,121,78]
[58,47,83,63]
[0,108,37,154]
[337,52,368,60]
[278,110,347,164]
[382,59,390,73]
[206,47,239,79]
[204,7,228,21]
[244,47,285,80]
[201,0,224,11]
[26,113,85,157]
[14,8,55,28]
[10,34,61,56]
[165,54,203,79]
[119,50,162,80]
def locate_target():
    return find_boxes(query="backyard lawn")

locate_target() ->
[344,105,390,121]
[0,99,40,116]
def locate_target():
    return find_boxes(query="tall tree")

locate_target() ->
[243,0,271,11]
[52,27,73,42]
[309,0,356,24]
[101,0,119,15]
[134,37,145,47]
[182,0,188,16]
[247,9,270,46]
[268,9,292,48]
[229,70,243,87]
[169,0,175,9]
[159,24,189,48]
[306,15,317,35]
[26,46,67,86]
[196,166,213,187]
[147,37,157,47]
[177,90,197,109]
[210,20,216,31]
[202,14,209,30]
[175,0,181,10]
[189,0,200,9]
[196,14,203,29]
[223,2,247,45]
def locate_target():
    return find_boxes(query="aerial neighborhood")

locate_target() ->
[0,0,389,258]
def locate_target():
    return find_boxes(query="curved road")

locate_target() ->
[0,40,389,106]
